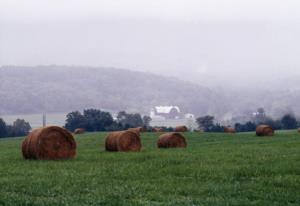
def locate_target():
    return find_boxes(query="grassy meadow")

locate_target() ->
[0,131,299,205]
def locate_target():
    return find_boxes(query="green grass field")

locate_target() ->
[0,131,299,205]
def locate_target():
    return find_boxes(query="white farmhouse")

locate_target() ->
[150,106,182,120]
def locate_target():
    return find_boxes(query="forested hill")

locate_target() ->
[2,65,300,120]
[0,65,219,116]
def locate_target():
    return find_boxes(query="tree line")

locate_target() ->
[1,108,298,138]
[66,108,300,133]
[0,118,31,138]
[65,109,152,132]
[197,112,299,132]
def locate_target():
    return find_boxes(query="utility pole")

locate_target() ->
[42,113,46,127]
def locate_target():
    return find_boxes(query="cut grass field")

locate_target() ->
[0,131,299,205]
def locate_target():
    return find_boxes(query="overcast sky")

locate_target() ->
[1,0,300,87]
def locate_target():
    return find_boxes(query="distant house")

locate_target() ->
[150,106,182,120]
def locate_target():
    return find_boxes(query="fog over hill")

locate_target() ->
[2,1,300,122]
[1,65,300,122]
[0,65,216,116]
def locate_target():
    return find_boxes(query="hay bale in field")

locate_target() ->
[174,125,188,132]
[22,126,76,160]
[256,125,274,136]
[224,127,236,133]
[297,128,300,133]
[152,127,164,132]
[157,132,187,148]
[128,127,146,135]
[105,130,142,152]
[74,128,85,134]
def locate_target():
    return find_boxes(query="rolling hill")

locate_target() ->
[1,65,300,122]
[0,65,220,116]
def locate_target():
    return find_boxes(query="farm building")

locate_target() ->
[149,106,197,130]
[150,106,182,120]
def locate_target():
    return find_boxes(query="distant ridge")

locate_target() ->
[0,65,217,116]
[1,65,300,121]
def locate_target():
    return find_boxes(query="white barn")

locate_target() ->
[150,106,182,120]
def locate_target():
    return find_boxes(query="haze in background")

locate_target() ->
[1,0,300,89]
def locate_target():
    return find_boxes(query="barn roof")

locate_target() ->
[154,106,180,114]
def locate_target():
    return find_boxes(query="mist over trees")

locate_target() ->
[196,108,300,132]
[196,115,224,132]
[0,65,216,117]
[1,65,300,123]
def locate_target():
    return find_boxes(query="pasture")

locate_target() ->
[0,131,299,205]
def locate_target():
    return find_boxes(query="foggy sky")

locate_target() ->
[1,0,300,88]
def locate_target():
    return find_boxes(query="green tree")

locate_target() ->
[6,119,31,137]
[196,115,214,132]
[211,123,225,132]
[265,118,282,130]
[65,111,87,132]
[0,118,7,138]
[142,116,152,128]
[281,114,297,129]
[117,111,143,129]
[235,121,256,132]
[83,109,114,131]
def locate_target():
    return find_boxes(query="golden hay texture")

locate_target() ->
[157,132,187,148]
[256,125,274,136]
[224,127,236,133]
[174,125,188,132]
[105,130,142,152]
[152,127,164,132]
[22,126,77,160]
[74,128,85,134]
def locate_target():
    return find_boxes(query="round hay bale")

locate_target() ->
[105,130,142,152]
[174,125,188,132]
[22,126,76,160]
[128,127,146,135]
[157,132,187,148]
[74,128,85,134]
[256,125,274,136]
[297,128,300,133]
[224,127,236,133]
[153,127,164,132]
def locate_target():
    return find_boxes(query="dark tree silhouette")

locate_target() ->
[281,114,297,129]
[6,119,31,137]
[65,111,87,132]
[196,115,214,132]
[0,118,7,138]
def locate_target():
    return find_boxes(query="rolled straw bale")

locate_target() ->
[224,127,236,133]
[152,127,164,132]
[157,132,187,148]
[22,126,76,160]
[174,125,188,132]
[105,130,142,152]
[74,128,85,134]
[128,127,146,135]
[256,125,274,136]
